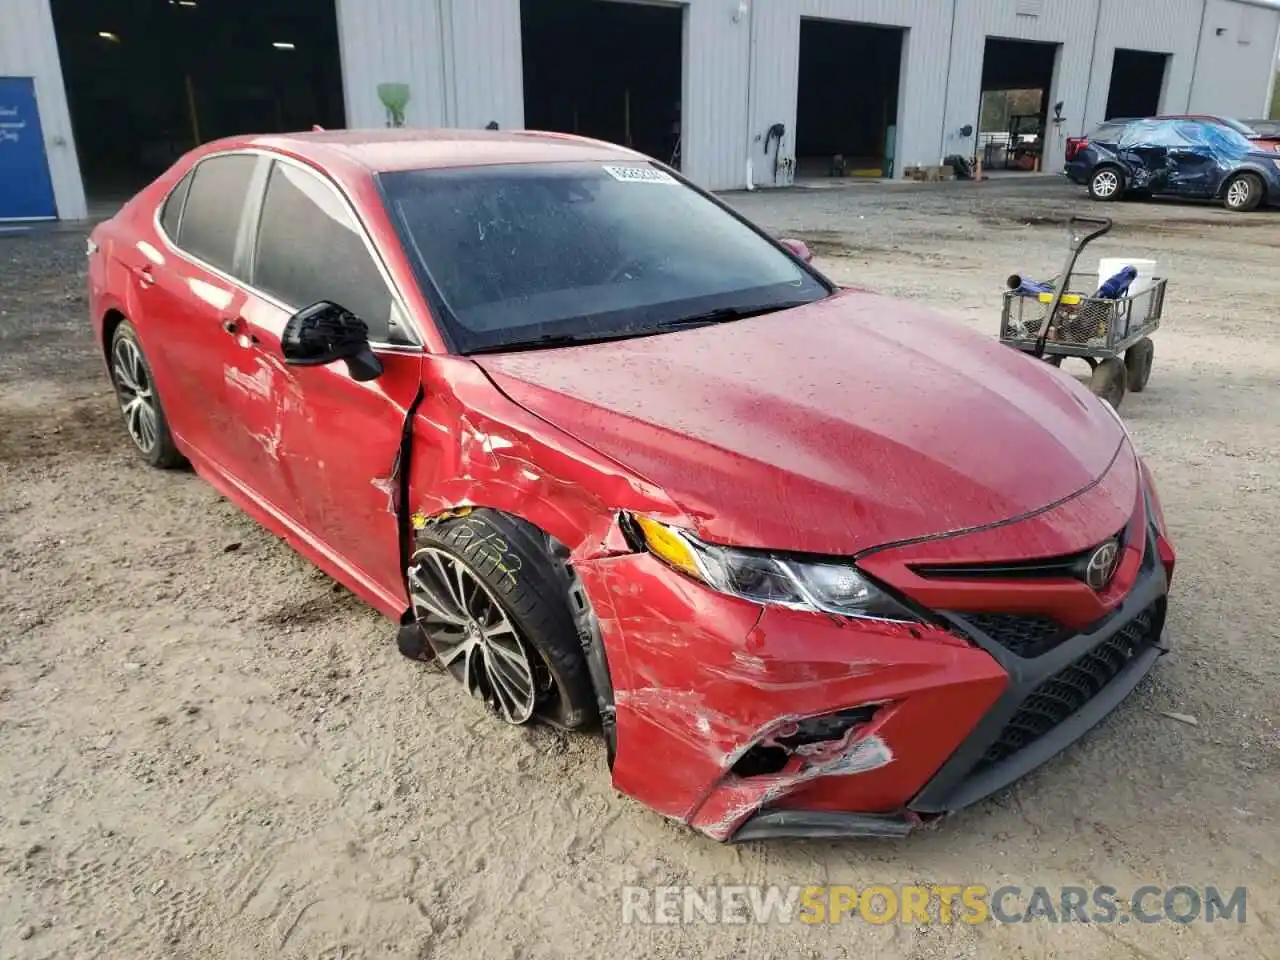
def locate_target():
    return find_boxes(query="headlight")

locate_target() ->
[631,516,918,622]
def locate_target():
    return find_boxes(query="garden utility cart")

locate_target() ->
[999,216,1166,409]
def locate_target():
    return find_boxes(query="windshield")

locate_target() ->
[379,162,829,353]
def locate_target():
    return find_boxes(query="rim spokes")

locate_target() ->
[407,547,541,724]
[113,340,158,453]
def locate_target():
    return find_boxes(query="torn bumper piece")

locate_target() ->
[576,521,1170,843]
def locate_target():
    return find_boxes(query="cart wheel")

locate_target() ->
[1125,338,1154,393]
[1089,357,1127,408]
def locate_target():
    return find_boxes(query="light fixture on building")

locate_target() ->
[98,31,121,42]
[273,41,297,50]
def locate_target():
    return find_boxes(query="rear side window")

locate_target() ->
[159,171,192,238]
[176,154,259,275]
[1090,122,1125,143]
[252,161,396,342]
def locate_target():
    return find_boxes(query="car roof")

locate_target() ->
[211,128,647,174]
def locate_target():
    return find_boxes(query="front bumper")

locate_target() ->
[734,527,1168,840]
[576,459,1172,842]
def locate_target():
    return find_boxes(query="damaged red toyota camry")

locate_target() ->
[87,130,1175,842]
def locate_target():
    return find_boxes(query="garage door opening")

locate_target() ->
[50,0,345,206]
[795,19,904,180]
[1105,49,1170,120]
[977,37,1060,173]
[521,0,685,168]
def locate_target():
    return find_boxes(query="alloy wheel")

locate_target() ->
[1226,178,1251,208]
[407,547,545,724]
[111,338,159,454]
[1093,170,1119,198]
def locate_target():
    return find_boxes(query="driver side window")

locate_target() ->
[252,161,404,343]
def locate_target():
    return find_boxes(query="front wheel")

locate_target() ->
[1088,167,1124,201]
[1223,173,1263,212]
[405,510,597,729]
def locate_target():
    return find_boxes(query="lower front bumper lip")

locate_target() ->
[731,809,920,842]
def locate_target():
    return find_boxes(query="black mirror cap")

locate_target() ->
[281,301,382,380]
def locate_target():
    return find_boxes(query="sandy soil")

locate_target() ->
[2,180,1278,959]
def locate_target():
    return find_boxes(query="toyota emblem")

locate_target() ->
[1085,539,1120,590]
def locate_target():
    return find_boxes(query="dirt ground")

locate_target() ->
[2,179,1278,960]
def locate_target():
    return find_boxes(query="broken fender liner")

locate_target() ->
[731,809,921,842]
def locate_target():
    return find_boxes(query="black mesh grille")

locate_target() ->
[964,614,1067,659]
[976,603,1160,771]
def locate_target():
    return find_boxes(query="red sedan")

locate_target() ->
[87,130,1175,841]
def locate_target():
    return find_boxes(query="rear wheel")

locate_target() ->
[1089,357,1128,409]
[1125,338,1154,392]
[1223,173,1263,211]
[1088,166,1124,201]
[109,321,184,468]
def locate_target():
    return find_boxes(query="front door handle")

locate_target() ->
[133,265,156,288]
[221,317,259,345]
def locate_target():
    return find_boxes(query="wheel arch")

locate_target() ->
[1219,166,1269,200]
[101,307,129,358]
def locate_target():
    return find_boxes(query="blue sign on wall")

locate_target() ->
[0,77,58,221]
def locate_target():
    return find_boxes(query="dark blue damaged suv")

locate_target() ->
[1064,117,1280,212]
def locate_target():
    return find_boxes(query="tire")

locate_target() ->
[1125,337,1154,393]
[108,320,184,468]
[1223,173,1263,212]
[1088,166,1125,202]
[406,509,596,730]
[1089,357,1128,409]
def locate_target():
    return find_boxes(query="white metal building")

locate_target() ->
[4,0,1280,221]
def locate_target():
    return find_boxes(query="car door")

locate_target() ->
[139,152,265,472]
[230,157,424,606]
[1162,121,1222,197]
[1117,119,1173,193]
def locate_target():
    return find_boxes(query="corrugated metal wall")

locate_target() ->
[1187,0,1280,117]
[8,0,1280,214]
[336,0,524,133]
[336,0,447,128]
[945,0,1102,174]
[1084,0,1204,129]
[745,0,953,188]
[0,0,86,219]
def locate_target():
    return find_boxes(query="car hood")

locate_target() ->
[473,289,1125,556]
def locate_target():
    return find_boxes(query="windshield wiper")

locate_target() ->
[467,330,647,355]
[657,301,816,330]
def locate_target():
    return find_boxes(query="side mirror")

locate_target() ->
[779,237,813,264]
[281,300,384,382]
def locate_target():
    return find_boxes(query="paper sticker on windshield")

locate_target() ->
[602,165,678,185]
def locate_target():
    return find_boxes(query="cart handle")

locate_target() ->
[1067,216,1112,250]
[1032,216,1113,359]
